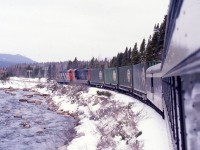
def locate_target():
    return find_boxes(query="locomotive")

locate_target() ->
[58,0,200,149]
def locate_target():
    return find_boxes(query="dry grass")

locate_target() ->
[95,100,144,150]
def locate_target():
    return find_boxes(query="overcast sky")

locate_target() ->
[0,0,169,62]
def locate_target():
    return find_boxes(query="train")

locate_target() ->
[58,0,200,149]
[58,62,162,110]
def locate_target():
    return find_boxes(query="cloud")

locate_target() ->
[0,0,169,62]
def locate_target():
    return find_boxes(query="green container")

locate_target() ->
[90,68,104,84]
[118,65,133,90]
[104,67,118,85]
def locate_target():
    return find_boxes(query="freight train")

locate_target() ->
[58,62,162,111]
[58,0,199,149]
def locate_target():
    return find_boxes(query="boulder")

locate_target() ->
[23,88,30,91]
[135,131,142,138]
[27,99,36,103]
[19,99,28,102]
[47,107,57,111]
[14,112,23,118]
[5,90,16,95]
[23,122,31,128]
[35,128,44,135]
[42,94,50,97]
[35,101,42,105]
[24,94,33,98]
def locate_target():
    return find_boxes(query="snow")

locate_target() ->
[67,118,100,150]
[146,63,162,74]
[53,96,78,113]
[137,105,169,150]
[0,77,47,89]
[0,77,171,150]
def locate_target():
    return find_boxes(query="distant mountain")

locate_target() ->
[0,54,36,67]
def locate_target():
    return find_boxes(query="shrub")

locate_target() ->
[0,73,10,83]
[36,84,45,88]
[61,87,67,95]
[97,90,112,97]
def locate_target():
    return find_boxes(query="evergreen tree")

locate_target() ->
[89,57,95,68]
[37,67,42,78]
[47,64,52,80]
[67,61,72,69]
[73,57,78,68]
[131,43,140,64]
[128,47,132,65]
[94,58,99,68]
[139,39,146,62]
[104,58,109,68]
[147,26,160,62]
[157,15,167,60]
[110,56,117,67]
[122,47,129,66]
[33,66,40,78]
[152,26,159,49]
[117,53,123,67]
[52,64,56,79]
[146,16,167,62]
[146,36,154,61]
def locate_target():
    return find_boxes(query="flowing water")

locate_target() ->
[0,89,76,150]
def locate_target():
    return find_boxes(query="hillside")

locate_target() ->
[0,54,36,67]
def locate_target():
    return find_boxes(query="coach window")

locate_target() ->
[151,73,154,93]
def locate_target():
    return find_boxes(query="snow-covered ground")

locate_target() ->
[0,77,171,150]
